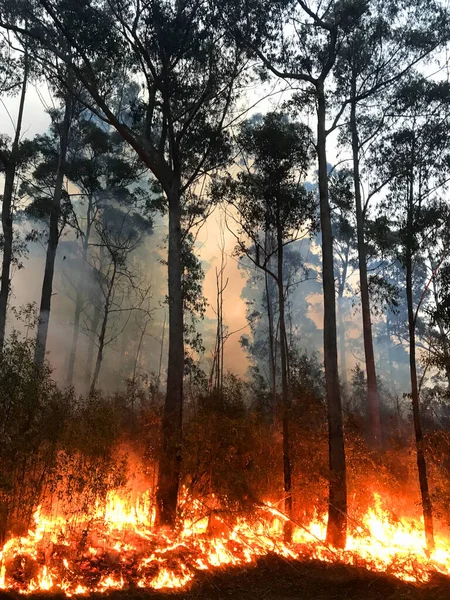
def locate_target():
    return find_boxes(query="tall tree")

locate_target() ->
[34,90,73,366]
[333,0,448,447]
[0,45,29,351]
[375,75,450,551]
[226,0,357,547]
[218,111,315,540]
[87,206,151,394]
[62,117,144,386]
[0,0,246,527]
[330,168,356,386]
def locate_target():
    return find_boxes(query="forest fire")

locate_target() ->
[1,489,450,595]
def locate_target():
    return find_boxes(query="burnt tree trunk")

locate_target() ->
[276,222,292,542]
[350,96,382,447]
[405,172,434,552]
[317,82,347,549]
[155,180,184,528]
[35,94,72,367]
[0,52,29,352]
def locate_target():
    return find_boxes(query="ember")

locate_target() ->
[1,490,450,594]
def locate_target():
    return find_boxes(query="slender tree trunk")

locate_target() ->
[66,205,93,386]
[66,291,83,386]
[276,226,292,542]
[155,312,166,395]
[86,301,100,387]
[338,295,347,385]
[90,260,117,395]
[317,82,347,549]
[0,52,29,352]
[406,177,434,552]
[35,94,72,367]
[155,180,184,528]
[338,244,349,385]
[265,268,277,421]
[350,97,382,447]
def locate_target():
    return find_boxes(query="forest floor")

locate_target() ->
[2,556,450,600]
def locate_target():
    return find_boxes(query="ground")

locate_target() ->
[2,556,450,600]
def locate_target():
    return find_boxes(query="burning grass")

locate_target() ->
[2,489,450,595]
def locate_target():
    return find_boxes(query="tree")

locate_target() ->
[225,0,356,547]
[33,90,74,366]
[333,0,448,447]
[0,44,30,351]
[87,206,151,394]
[218,111,315,540]
[375,75,450,551]
[330,168,356,386]
[61,117,144,386]
[0,0,246,527]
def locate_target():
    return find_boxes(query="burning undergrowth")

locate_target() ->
[3,342,450,595]
[3,483,450,595]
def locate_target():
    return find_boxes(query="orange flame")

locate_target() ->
[1,489,450,594]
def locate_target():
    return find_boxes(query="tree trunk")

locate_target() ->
[66,206,92,386]
[0,53,29,352]
[86,301,100,387]
[265,268,277,421]
[337,244,349,386]
[276,225,292,542]
[155,180,184,528]
[155,312,166,396]
[350,97,382,448]
[317,82,347,549]
[406,176,434,552]
[35,94,72,367]
[338,295,347,386]
[90,259,117,395]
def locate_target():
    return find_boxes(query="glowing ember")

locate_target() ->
[1,490,450,594]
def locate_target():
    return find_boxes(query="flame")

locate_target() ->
[1,489,450,594]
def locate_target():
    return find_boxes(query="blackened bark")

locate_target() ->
[406,175,434,552]
[350,97,382,447]
[155,181,184,528]
[35,94,72,367]
[0,53,29,352]
[317,83,347,549]
[276,223,292,542]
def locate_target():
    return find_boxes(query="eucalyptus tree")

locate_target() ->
[0,0,247,527]
[375,75,450,551]
[62,117,144,386]
[221,0,361,547]
[87,206,151,394]
[18,94,78,365]
[329,168,355,385]
[34,91,75,366]
[333,0,448,448]
[0,44,30,352]
[218,112,316,540]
